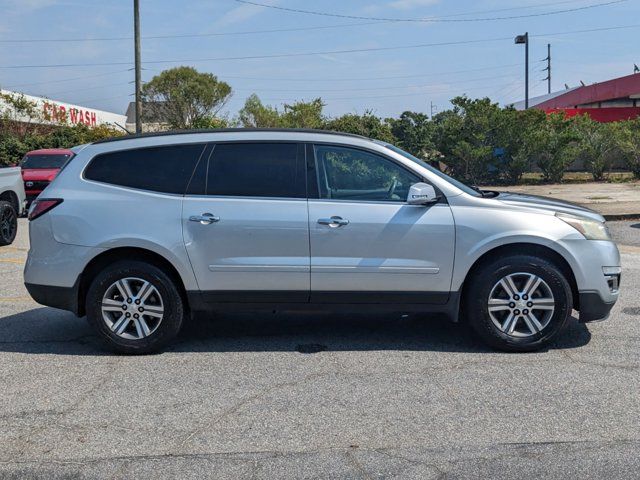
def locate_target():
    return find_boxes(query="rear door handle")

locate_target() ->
[318,216,349,227]
[189,213,220,225]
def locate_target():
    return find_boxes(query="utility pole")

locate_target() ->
[430,101,437,119]
[134,0,142,134]
[543,44,551,94]
[515,32,529,109]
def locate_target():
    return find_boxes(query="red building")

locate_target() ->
[511,72,640,122]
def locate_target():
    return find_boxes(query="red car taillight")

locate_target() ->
[28,198,63,221]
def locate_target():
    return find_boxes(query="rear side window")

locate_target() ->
[84,144,206,194]
[206,143,304,198]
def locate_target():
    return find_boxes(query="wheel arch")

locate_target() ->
[0,190,19,212]
[459,242,579,315]
[76,247,189,317]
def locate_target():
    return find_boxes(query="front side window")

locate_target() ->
[206,143,304,198]
[314,145,420,202]
[84,144,206,194]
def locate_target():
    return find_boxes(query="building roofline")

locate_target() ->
[93,128,370,145]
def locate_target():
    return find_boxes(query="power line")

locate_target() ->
[422,0,611,18]
[39,80,136,97]
[0,22,389,44]
[133,63,523,83]
[0,36,516,68]
[234,72,519,94]
[233,0,627,23]
[1,68,132,89]
[2,23,638,70]
[0,0,603,44]
[261,80,517,102]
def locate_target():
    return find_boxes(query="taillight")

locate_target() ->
[28,198,63,221]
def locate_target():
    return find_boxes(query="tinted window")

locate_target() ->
[314,145,420,202]
[85,144,206,194]
[207,143,303,198]
[22,154,71,169]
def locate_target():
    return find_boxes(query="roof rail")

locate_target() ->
[92,128,370,145]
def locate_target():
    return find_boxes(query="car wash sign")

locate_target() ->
[0,89,127,128]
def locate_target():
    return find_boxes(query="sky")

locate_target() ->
[0,0,638,120]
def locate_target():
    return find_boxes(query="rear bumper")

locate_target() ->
[579,290,616,323]
[25,282,80,316]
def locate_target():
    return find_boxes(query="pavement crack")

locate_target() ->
[177,371,330,447]
[345,449,373,480]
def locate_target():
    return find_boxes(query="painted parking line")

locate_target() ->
[0,258,25,265]
[0,296,34,303]
[0,246,27,253]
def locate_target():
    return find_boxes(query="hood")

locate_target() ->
[21,168,60,182]
[496,192,605,222]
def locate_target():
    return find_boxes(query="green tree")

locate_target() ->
[325,111,395,142]
[527,113,577,183]
[387,111,436,160]
[238,94,283,128]
[280,98,325,129]
[494,108,547,184]
[142,66,232,129]
[617,119,640,179]
[571,115,626,181]
[237,95,325,129]
[432,96,502,184]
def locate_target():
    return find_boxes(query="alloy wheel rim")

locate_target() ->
[101,277,164,340]
[488,272,555,338]
[0,208,16,240]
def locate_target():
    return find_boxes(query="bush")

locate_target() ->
[570,115,625,181]
[0,125,122,166]
[618,119,640,179]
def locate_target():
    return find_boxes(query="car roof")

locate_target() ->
[92,128,370,145]
[26,148,75,155]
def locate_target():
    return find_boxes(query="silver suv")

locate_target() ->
[24,129,621,353]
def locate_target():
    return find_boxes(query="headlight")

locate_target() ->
[556,213,611,240]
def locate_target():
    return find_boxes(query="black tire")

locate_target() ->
[86,260,184,354]
[0,201,18,246]
[464,254,573,352]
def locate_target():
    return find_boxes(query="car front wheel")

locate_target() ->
[465,254,573,352]
[86,261,184,354]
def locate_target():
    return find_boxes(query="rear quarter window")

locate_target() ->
[84,144,206,194]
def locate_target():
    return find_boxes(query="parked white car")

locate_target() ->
[0,165,26,245]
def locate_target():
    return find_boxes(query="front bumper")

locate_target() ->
[578,290,617,323]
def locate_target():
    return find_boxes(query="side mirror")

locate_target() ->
[407,182,439,205]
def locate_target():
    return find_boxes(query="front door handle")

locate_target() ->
[189,213,220,225]
[318,216,349,228]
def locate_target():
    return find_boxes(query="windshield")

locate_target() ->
[380,143,481,197]
[21,154,71,169]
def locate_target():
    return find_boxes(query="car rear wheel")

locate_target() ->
[465,254,573,352]
[0,201,18,246]
[86,261,184,354]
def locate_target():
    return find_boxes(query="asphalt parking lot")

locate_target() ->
[0,219,638,479]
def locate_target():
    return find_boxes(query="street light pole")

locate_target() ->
[515,32,529,109]
[134,0,142,134]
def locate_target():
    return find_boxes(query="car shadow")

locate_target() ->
[0,307,592,356]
